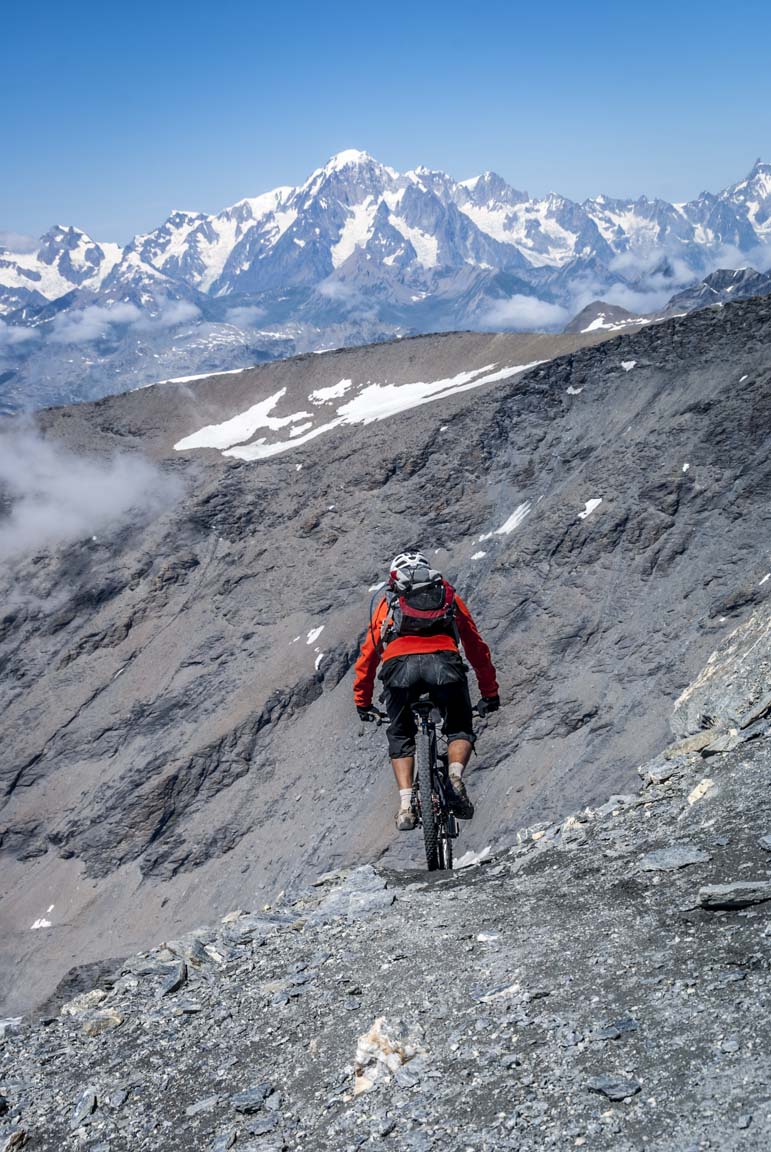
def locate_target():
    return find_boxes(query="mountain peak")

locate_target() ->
[323,149,376,171]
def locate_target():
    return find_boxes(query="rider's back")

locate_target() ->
[353,592,497,707]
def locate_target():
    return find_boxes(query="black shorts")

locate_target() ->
[379,650,475,759]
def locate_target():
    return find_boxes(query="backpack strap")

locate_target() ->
[368,587,394,651]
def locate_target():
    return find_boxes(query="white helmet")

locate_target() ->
[389,550,431,591]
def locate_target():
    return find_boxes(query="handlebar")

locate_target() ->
[364,702,493,725]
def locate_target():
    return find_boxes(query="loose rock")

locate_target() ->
[71,1087,97,1128]
[586,1074,642,1101]
[698,881,771,910]
[160,960,188,996]
[231,1084,271,1114]
[640,845,711,871]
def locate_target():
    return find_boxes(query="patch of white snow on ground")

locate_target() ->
[306,625,324,645]
[205,361,546,461]
[683,462,690,472]
[566,385,582,394]
[478,532,493,542]
[760,573,770,586]
[495,502,531,535]
[740,374,748,382]
[174,389,311,451]
[145,367,250,389]
[578,498,602,520]
[309,379,354,404]
[583,316,612,332]
[621,360,637,372]
[471,551,487,560]
[289,422,313,437]
[335,363,520,424]
[30,918,52,930]
[314,652,324,670]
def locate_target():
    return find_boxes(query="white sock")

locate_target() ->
[399,788,413,809]
[448,762,464,780]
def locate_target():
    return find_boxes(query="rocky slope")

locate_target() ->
[0,607,769,1151]
[0,296,769,1017]
[2,154,771,410]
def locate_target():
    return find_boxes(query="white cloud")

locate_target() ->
[48,298,200,344]
[481,295,570,331]
[0,321,40,349]
[706,241,771,275]
[601,283,677,314]
[50,302,142,344]
[225,304,266,327]
[316,278,360,301]
[0,423,181,560]
[0,230,37,254]
[142,299,200,329]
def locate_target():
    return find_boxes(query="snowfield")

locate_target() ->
[174,361,546,460]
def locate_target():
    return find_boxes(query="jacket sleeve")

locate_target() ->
[454,594,499,698]
[353,598,387,708]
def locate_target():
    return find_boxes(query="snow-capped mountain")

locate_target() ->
[0,225,122,314]
[2,152,771,410]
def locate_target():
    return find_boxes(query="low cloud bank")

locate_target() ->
[482,295,570,330]
[50,298,200,345]
[0,321,40,350]
[0,231,38,254]
[225,304,265,327]
[0,425,180,560]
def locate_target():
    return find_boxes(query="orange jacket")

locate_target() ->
[353,591,499,707]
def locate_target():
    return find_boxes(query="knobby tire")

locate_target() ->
[416,729,440,871]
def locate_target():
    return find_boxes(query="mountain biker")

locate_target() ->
[354,551,500,830]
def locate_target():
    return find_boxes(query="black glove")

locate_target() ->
[479,695,500,715]
[357,705,376,722]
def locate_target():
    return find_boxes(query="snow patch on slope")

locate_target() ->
[174,389,311,451]
[495,503,532,535]
[174,361,545,461]
[578,498,602,520]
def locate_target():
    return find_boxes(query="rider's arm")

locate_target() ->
[454,594,499,698]
[353,599,387,708]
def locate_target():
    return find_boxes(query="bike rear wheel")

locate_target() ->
[416,729,440,871]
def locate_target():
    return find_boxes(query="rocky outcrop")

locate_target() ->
[672,606,771,740]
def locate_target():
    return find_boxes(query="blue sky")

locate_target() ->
[4,0,771,242]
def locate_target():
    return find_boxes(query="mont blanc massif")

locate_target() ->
[2,150,771,410]
[0,151,770,1152]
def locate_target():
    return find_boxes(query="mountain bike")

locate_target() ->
[410,694,458,871]
[371,697,487,872]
